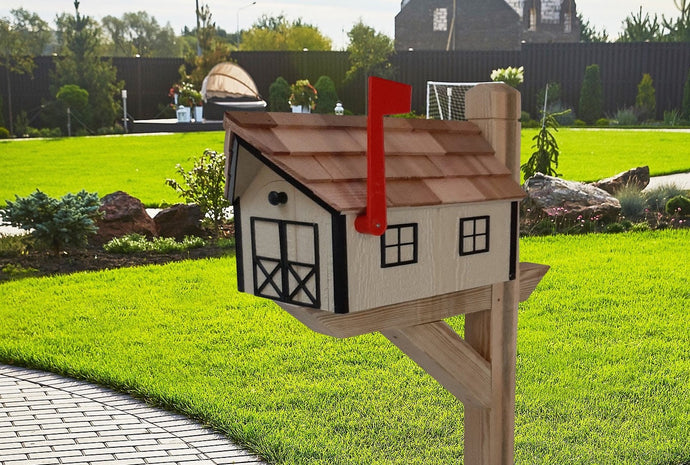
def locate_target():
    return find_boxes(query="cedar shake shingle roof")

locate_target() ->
[225,112,525,213]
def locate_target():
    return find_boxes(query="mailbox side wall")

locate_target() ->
[238,164,335,312]
[345,201,513,313]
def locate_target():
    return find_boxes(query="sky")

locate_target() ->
[1,1,685,50]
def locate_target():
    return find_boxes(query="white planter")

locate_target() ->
[291,105,311,113]
[193,106,204,122]
[176,106,191,123]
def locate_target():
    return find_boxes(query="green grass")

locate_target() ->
[2,129,689,207]
[0,132,225,207]
[521,128,690,182]
[0,230,688,464]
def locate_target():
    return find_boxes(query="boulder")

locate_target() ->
[154,204,205,240]
[93,191,158,244]
[592,166,650,194]
[524,173,621,222]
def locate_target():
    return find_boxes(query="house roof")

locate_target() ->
[225,112,525,213]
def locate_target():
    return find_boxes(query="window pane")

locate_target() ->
[400,226,415,244]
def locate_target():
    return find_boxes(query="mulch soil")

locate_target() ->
[0,244,231,282]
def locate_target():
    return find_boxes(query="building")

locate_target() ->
[395,0,579,51]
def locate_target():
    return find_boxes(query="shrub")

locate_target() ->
[604,222,626,234]
[635,73,656,121]
[666,195,690,216]
[644,183,686,212]
[104,234,206,254]
[578,64,604,124]
[165,149,231,235]
[544,102,576,126]
[613,107,638,126]
[0,190,101,252]
[490,66,524,88]
[663,109,681,126]
[595,118,610,126]
[573,119,587,127]
[616,186,646,221]
[520,111,532,122]
[521,110,564,180]
[268,77,291,112]
[0,127,9,139]
[313,76,339,114]
[535,82,561,116]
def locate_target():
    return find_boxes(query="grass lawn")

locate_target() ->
[1,128,689,207]
[521,128,690,182]
[0,230,688,464]
[0,132,225,207]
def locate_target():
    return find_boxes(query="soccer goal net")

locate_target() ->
[426,81,481,121]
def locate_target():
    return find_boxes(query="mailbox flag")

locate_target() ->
[355,77,412,236]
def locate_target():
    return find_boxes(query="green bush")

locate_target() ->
[635,73,656,121]
[573,119,587,127]
[644,183,686,212]
[268,76,291,112]
[613,108,638,126]
[0,189,101,252]
[616,186,646,221]
[663,109,680,126]
[520,110,532,122]
[535,82,561,116]
[313,75,339,114]
[0,127,9,139]
[595,118,610,126]
[103,234,205,254]
[578,64,604,124]
[666,195,690,216]
[604,222,626,234]
[521,111,563,180]
[165,149,231,235]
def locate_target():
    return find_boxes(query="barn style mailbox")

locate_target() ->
[224,79,548,465]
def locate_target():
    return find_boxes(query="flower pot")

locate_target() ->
[193,106,204,122]
[291,105,311,114]
[176,106,191,123]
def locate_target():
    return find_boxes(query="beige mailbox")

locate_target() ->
[224,80,547,465]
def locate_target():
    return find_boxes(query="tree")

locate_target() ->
[635,73,656,121]
[578,14,609,43]
[102,11,180,57]
[618,7,661,42]
[52,1,122,132]
[682,68,690,120]
[0,8,51,134]
[662,0,690,41]
[345,21,395,82]
[313,76,339,114]
[578,64,604,124]
[240,15,332,51]
[179,3,231,89]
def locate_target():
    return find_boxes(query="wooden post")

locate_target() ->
[464,82,522,464]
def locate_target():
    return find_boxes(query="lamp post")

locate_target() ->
[195,0,202,56]
[121,89,128,133]
[236,1,257,48]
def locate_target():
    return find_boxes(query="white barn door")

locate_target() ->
[250,217,320,308]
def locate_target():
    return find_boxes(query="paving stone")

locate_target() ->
[0,365,267,465]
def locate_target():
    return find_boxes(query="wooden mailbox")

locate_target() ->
[224,80,548,465]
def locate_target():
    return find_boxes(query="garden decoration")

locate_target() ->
[224,77,548,465]
[288,79,318,113]
[169,82,204,123]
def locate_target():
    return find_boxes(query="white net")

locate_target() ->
[426,81,480,121]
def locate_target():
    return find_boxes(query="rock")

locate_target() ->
[524,173,621,222]
[154,204,205,240]
[93,191,158,244]
[592,166,650,194]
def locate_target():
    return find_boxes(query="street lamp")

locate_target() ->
[236,1,257,48]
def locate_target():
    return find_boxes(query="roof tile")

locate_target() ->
[424,178,487,204]
[386,180,441,207]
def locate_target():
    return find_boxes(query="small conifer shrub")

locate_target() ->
[578,64,604,124]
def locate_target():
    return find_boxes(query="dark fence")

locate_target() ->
[2,43,690,129]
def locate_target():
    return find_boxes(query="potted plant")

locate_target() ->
[170,82,203,122]
[289,79,318,113]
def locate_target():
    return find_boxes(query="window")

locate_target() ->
[459,216,490,256]
[381,223,418,268]
[563,12,572,33]
[433,8,448,32]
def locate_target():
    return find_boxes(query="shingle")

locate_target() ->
[424,177,487,204]
[386,180,441,207]
[315,155,367,181]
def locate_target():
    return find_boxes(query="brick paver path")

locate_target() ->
[0,365,267,465]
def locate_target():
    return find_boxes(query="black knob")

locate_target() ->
[268,191,288,205]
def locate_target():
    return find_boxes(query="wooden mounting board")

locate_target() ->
[277,262,549,339]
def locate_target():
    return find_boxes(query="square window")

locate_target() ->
[381,223,418,268]
[459,216,490,256]
[433,8,448,32]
